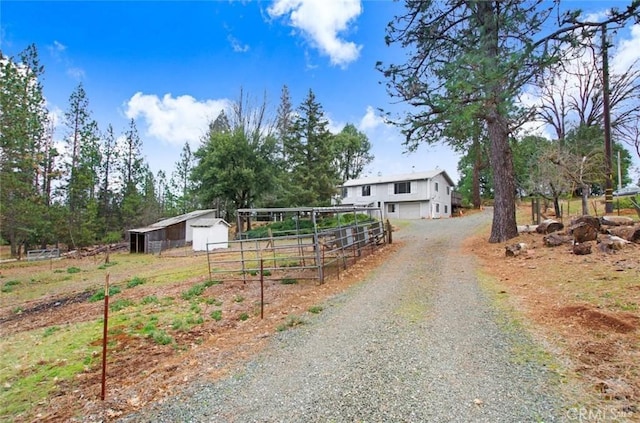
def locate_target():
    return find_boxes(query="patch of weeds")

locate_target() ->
[205,280,222,286]
[190,302,202,313]
[248,270,258,276]
[210,310,222,321]
[204,297,223,306]
[43,326,60,337]
[276,315,305,331]
[53,269,65,273]
[126,276,145,289]
[12,306,23,314]
[88,286,121,302]
[141,295,159,305]
[187,315,204,325]
[110,298,134,312]
[182,283,208,300]
[172,319,187,331]
[66,267,81,274]
[308,305,323,314]
[615,301,638,311]
[239,313,249,321]
[97,261,118,270]
[281,278,298,285]
[149,330,173,345]
[234,295,244,303]
[1,280,20,293]
[262,270,272,276]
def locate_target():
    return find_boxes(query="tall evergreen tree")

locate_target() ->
[287,89,338,206]
[119,119,147,230]
[379,0,639,242]
[63,83,101,247]
[0,45,50,256]
[171,142,196,214]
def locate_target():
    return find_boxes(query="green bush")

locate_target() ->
[1,280,21,293]
[66,267,81,274]
[141,295,159,305]
[110,298,134,312]
[210,310,222,321]
[126,276,145,288]
[182,283,207,300]
[239,313,249,321]
[281,278,298,285]
[88,286,121,302]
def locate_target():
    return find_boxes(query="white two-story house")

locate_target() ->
[339,170,456,219]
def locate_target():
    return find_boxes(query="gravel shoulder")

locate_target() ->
[122,211,563,422]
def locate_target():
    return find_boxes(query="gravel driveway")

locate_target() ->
[122,210,563,422]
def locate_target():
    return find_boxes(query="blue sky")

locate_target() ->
[2,1,639,184]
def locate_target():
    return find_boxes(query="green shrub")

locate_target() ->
[276,315,305,331]
[233,295,244,303]
[308,305,323,314]
[182,283,207,300]
[110,298,134,312]
[1,280,21,293]
[88,286,121,302]
[141,295,159,305]
[43,326,60,337]
[149,330,172,345]
[204,279,222,287]
[126,276,145,288]
[66,267,81,274]
[281,278,298,285]
[210,310,222,321]
[239,313,249,321]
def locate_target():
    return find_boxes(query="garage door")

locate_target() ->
[398,202,421,219]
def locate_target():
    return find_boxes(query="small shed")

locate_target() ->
[191,218,230,251]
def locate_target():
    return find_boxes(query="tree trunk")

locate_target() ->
[581,183,589,216]
[487,113,518,243]
[536,219,564,234]
[606,225,640,242]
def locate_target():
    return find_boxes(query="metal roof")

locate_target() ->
[190,218,230,228]
[129,209,216,233]
[342,170,454,187]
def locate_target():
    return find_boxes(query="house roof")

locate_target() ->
[129,209,216,233]
[190,218,230,228]
[342,170,455,188]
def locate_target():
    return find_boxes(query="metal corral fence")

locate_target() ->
[148,240,187,255]
[204,206,390,283]
[27,249,60,261]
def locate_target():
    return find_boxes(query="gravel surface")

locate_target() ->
[121,211,563,422]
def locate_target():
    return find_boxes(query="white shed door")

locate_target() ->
[399,202,421,219]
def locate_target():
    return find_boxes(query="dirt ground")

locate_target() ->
[2,213,639,422]
[466,222,640,418]
[1,243,400,422]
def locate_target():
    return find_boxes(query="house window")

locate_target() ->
[436,203,440,213]
[445,205,448,214]
[435,182,439,192]
[387,204,396,213]
[362,185,371,196]
[446,186,450,195]
[394,181,411,194]
[342,187,348,198]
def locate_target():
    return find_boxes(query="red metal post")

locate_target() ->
[101,274,110,401]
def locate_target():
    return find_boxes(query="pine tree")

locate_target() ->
[287,89,338,206]
[0,45,51,256]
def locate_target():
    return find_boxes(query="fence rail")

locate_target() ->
[27,249,60,261]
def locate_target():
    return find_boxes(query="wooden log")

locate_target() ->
[600,216,635,226]
[543,233,572,247]
[598,235,632,253]
[571,215,601,231]
[517,224,538,233]
[505,242,528,257]
[536,219,564,234]
[604,226,640,243]
[572,242,592,255]
[570,222,599,243]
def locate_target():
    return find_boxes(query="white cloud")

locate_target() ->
[268,0,362,68]
[358,106,385,132]
[611,24,640,74]
[125,92,232,145]
[227,34,250,53]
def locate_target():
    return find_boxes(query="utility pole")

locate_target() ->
[602,24,614,214]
